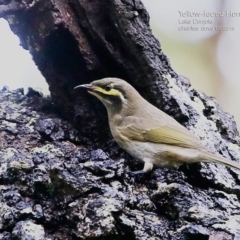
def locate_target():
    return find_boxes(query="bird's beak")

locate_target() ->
[74,83,98,97]
[74,83,93,90]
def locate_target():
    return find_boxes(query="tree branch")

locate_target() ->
[0,1,25,18]
[0,0,240,239]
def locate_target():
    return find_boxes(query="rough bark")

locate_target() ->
[0,0,240,239]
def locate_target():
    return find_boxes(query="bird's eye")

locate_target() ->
[104,84,112,91]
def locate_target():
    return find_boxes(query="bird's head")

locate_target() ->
[75,78,141,115]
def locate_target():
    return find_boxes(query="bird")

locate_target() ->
[75,77,240,174]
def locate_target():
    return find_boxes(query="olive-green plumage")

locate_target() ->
[75,77,240,174]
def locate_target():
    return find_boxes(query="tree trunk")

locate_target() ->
[0,0,240,239]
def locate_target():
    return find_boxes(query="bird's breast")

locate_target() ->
[109,123,130,149]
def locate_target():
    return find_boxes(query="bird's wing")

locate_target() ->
[120,115,205,150]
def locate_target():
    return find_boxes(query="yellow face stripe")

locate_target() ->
[93,86,121,97]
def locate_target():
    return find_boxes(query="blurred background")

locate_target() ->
[0,0,240,127]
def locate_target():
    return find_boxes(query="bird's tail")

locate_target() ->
[201,151,240,171]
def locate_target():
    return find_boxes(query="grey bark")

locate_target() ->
[0,0,240,239]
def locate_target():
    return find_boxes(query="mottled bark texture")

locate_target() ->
[1,0,240,239]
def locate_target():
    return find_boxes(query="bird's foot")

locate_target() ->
[128,163,153,175]
[130,170,146,175]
